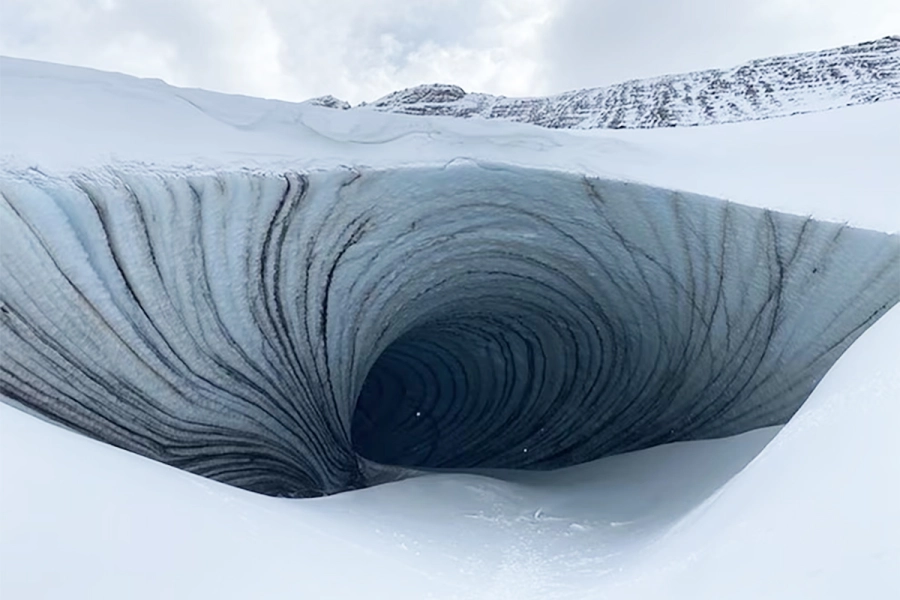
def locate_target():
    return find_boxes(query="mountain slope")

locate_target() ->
[358,36,900,128]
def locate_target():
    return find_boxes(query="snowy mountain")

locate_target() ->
[359,36,900,128]
[1,40,899,600]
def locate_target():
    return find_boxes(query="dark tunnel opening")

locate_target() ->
[351,312,549,470]
[350,291,625,473]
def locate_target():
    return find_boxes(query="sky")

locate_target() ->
[1,0,897,104]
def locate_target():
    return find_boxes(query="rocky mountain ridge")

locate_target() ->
[312,36,900,129]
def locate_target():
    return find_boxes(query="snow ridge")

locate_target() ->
[360,36,900,128]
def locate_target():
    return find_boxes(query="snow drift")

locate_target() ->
[2,164,896,497]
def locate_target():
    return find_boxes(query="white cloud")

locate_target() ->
[538,0,900,93]
[0,0,895,103]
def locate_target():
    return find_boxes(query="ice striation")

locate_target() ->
[1,37,899,501]
[1,164,897,497]
[359,36,900,128]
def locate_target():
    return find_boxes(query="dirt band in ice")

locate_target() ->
[2,163,897,496]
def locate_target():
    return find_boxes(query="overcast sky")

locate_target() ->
[1,0,897,104]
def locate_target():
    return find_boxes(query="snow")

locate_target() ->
[0,399,781,599]
[2,56,897,231]
[365,37,900,130]
[1,54,899,599]
[595,305,900,599]
[2,304,897,598]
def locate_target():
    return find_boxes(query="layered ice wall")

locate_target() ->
[2,163,897,497]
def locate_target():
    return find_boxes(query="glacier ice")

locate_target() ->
[1,163,897,498]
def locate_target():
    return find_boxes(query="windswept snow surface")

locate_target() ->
[1,54,899,599]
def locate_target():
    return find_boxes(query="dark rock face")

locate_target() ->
[371,84,468,107]
[358,36,900,129]
[2,165,897,496]
[306,95,352,110]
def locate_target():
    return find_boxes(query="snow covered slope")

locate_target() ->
[1,45,899,599]
[2,54,898,231]
[363,36,900,128]
[1,312,897,599]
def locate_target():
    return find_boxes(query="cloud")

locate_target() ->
[0,1,287,95]
[539,0,900,92]
[0,0,553,102]
[0,0,896,103]
[259,0,554,102]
